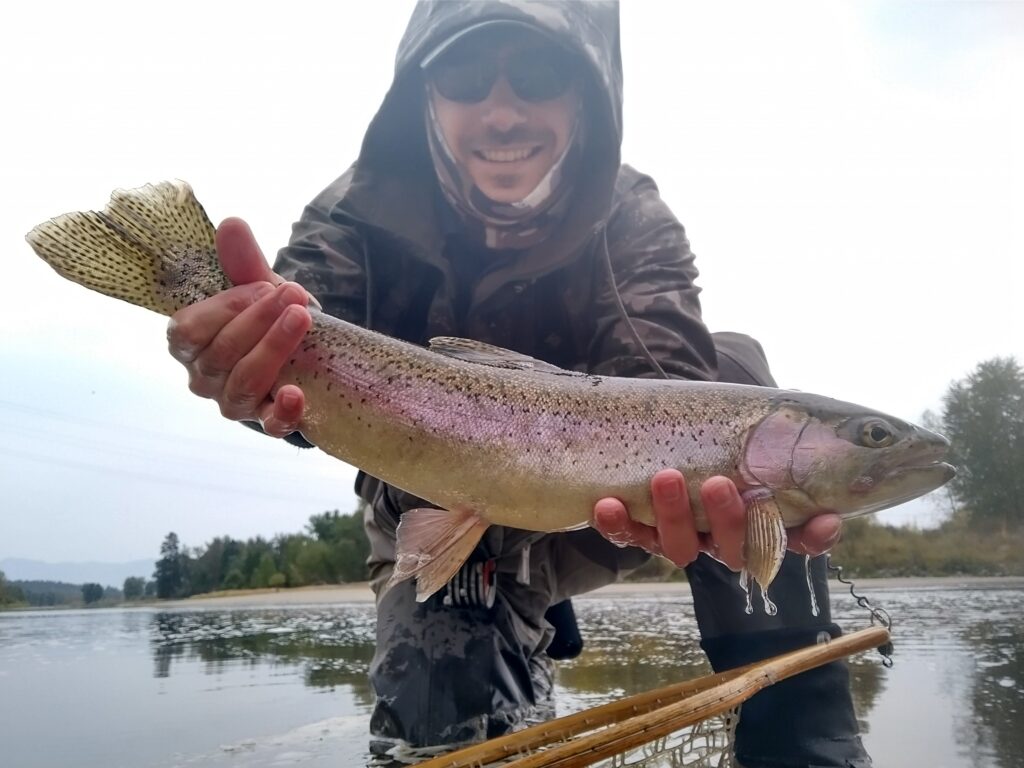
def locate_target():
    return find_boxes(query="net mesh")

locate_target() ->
[584,708,740,768]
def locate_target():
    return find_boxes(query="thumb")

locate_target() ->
[215,217,280,286]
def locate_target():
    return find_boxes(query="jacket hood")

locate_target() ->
[342,0,625,278]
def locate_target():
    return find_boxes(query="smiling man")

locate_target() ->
[166,2,870,766]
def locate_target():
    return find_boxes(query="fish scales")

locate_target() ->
[288,317,775,532]
[26,182,955,603]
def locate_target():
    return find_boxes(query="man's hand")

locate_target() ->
[592,469,842,569]
[166,217,314,437]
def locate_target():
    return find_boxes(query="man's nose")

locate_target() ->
[479,77,528,132]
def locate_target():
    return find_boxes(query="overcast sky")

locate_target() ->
[2,1,1020,564]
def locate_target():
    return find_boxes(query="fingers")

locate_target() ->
[216,218,322,310]
[257,384,306,438]
[167,282,276,364]
[210,295,308,417]
[650,470,699,567]
[163,217,315,435]
[788,512,842,556]
[167,281,311,425]
[699,477,746,570]
[216,217,280,286]
[593,497,659,552]
[592,470,700,567]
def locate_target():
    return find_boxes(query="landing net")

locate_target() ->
[408,626,887,768]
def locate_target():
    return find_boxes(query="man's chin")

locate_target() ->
[468,161,546,204]
[476,177,537,205]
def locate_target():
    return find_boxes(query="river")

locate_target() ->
[0,580,1020,767]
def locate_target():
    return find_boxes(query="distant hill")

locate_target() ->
[0,558,154,588]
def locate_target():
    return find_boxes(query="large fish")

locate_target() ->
[27,182,954,610]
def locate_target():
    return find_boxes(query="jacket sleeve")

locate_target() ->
[587,167,717,382]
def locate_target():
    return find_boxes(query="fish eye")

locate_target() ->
[861,420,895,448]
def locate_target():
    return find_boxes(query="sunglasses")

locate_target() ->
[428,45,578,104]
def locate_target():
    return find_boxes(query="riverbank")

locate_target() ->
[157,575,1024,608]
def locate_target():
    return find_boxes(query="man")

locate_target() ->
[166,2,869,765]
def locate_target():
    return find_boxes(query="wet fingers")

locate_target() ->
[593,498,660,552]
[650,469,699,567]
[700,477,746,570]
[258,385,306,438]
[216,290,311,420]
[168,282,275,365]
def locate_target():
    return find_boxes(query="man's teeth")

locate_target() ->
[480,147,534,162]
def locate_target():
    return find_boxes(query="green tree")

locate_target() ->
[123,576,146,600]
[189,537,230,594]
[940,357,1024,533]
[155,532,186,598]
[0,569,24,606]
[251,552,279,589]
[81,583,104,604]
[306,508,370,582]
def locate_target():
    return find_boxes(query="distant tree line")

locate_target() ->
[0,576,125,608]
[0,569,26,607]
[153,509,370,599]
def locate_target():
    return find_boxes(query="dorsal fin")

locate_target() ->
[427,336,583,377]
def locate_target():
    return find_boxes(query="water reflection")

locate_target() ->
[845,657,886,734]
[558,598,712,701]
[149,607,377,705]
[962,615,1023,768]
[832,585,1024,766]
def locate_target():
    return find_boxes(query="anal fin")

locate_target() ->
[385,507,490,602]
[741,492,787,615]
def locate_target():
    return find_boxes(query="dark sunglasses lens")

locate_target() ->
[432,61,496,103]
[430,46,575,103]
[507,49,574,102]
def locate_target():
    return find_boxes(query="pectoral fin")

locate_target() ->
[385,507,490,602]
[741,492,787,615]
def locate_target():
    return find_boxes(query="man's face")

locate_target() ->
[427,30,580,204]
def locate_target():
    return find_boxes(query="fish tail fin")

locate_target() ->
[384,507,490,603]
[25,181,228,317]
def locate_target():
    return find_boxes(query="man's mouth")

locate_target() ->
[474,146,542,163]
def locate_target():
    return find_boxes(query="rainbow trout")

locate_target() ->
[27,182,954,611]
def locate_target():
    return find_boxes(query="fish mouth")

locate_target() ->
[844,460,956,518]
[886,461,957,485]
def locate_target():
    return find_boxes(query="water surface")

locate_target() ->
[0,583,1020,767]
